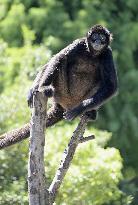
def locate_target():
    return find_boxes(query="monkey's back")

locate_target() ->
[53,53,101,110]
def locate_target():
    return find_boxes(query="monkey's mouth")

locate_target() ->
[92,43,105,51]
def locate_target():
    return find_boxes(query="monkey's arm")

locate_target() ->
[64,47,118,121]
[38,38,86,88]
[28,39,86,106]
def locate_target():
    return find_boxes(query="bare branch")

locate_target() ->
[0,123,30,149]
[48,116,95,203]
[28,92,49,205]
[79,135,95,143]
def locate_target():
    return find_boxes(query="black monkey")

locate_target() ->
[28,24,117,121]
[0,25,118,149]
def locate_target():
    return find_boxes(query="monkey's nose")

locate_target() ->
[95,39,101,45]
[92,42,102,51]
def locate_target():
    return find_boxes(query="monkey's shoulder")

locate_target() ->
[59,38,87,58]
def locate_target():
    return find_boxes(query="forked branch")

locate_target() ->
[48,116,95,203]
[28,92,95,205]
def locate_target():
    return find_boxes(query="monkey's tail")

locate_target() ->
[0,123,30,150]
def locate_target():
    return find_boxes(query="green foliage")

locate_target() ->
[46,124,123,205]
[0,41,51,133]
[0,143,28,205]
[0,4,25,46]
[0,124,123,205]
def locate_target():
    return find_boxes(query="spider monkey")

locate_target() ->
[0,25,118,149]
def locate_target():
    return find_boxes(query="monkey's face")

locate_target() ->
[87,25,111,54]
[90,33,107,51]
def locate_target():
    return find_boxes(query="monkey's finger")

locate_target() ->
[27,88,36,108]
[27,98,33,108]
[27,97,33,108]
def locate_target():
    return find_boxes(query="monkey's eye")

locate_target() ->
[99,34,106,42]
[91,33,99,41]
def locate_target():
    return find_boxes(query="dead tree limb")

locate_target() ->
[28,92,49,205]
[28,92,95,204]
[48,116,95,203]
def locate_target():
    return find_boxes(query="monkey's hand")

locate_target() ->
[27,87,38,108]
[64,105,84,121]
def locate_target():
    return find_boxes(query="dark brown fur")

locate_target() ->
[52,40,101,110]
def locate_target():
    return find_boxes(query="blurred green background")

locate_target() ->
[0,0,138,204]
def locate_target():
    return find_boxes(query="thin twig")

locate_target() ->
[79,135,95,143]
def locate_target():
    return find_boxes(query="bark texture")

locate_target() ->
[28,92,49,205]
[0,123,30,149]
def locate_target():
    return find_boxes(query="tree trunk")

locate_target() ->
[28,92,95,204]
[28,92,49,205]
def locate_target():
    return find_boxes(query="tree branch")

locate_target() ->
[48,116,95,203]
[28,92,95,204]
[79,135,95,143]
[28,92,49,205]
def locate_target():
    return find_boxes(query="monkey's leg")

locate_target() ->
[0,104,64,149]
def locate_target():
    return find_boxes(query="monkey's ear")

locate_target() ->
[110,33,113,42]
[86,31,91,39]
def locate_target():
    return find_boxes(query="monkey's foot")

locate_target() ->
[84,110,98,121]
